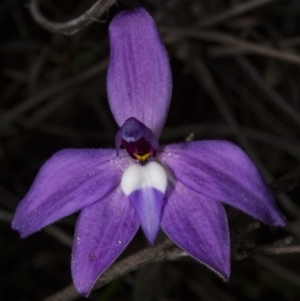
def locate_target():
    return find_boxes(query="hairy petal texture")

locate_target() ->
[107,8,172,137]
[161,183,230,279]
[159,141,285,226]
[72,188,139,297]
[12,149,131,237]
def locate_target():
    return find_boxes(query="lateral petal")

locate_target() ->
[12,149,130,237]
[159,141,285,226]
[161,183,230,279]
[72,188,139,297]
[107,8,172,137]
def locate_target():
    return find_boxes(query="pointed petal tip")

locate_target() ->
[148,239,155,245]
[279,216,287,226]
[12,225,25,238]
[200,254,230,281]
[12,224,36,239]
[269,211,286,227]
[11,217,28,238]
[12,208,44,238]
[197,257,230,283]
[222,275,230,283]
[73,283,92,298]
[143,228,158,245]
[220,267,230,281]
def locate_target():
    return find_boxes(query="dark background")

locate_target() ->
[1,0,300,300]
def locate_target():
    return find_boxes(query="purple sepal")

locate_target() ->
[161,183,230,279]
[12,149,130,237]
[128,187,164,244]
[107,8,172,137]
[116,117,159,159]
[72,187,140,297]
[159,141,286,226]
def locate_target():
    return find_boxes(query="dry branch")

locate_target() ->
[29,0,116,35]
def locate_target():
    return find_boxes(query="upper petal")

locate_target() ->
[12,149,130,237]
[72,187,140,296]
[161,183,230,279]
[107,8,172,137]
[159,141,285,226]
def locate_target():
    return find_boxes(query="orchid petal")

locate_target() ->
[121,161,167,243]
[161,183,230,279]
[72,187,139,297]
[128,187,164,244]
[12,149,130,237]
[159,141,285,226]
[107,8,172,137]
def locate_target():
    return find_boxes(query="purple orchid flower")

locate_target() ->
[12,8,285,297]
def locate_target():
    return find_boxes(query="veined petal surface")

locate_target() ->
[161,183,230,279]
[128,187,164,244]
[107,8,172,137]
[12,149,130,237]
[72,187,140,296]
[159,141,285,226]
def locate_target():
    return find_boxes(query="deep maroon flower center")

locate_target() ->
[115,117,159,164]
[122,137,156,161]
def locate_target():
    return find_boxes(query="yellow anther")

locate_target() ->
[134,153,151,162]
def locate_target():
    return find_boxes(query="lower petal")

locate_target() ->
[129,187,164,244]
[161,183,230,279]
[72,187,139,297]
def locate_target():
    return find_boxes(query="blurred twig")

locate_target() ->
[270,165,300,195]
[43,239,184,301]
[192,58,263,170]
[196,0,277,29]
[19,91,77,129]
[235,56,300,129]
[0,210,73,248]
[29,0,116,35]
[233,236,294,260]
[44,225,73,248]
[162,28,300,65]
[210,60,297,140]
[255,256,300,287]
[0,59,108,125]
[254,245,300,256]
[0,210,13,223]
